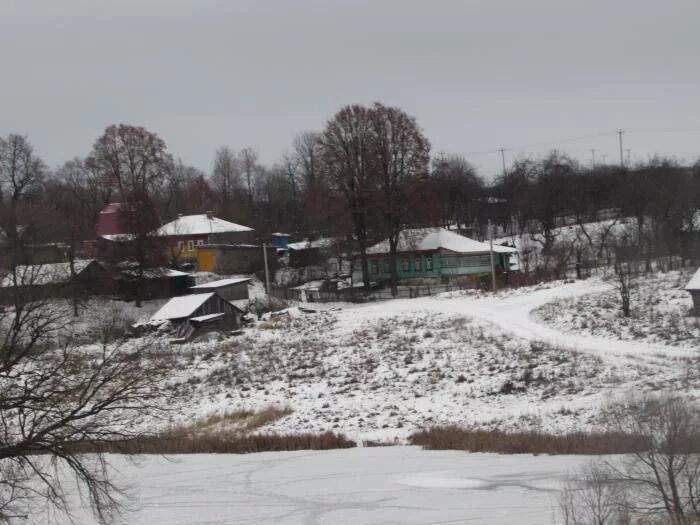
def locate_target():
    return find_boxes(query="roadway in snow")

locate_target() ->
[334,279,697,360]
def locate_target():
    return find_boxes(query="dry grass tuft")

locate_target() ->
[69,406,355,454]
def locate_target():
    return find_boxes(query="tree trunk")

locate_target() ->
[389,236,399,296]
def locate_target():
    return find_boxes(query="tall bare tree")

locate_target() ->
[369,103,430,295]
[0,134,45,270]
[319,105,376,287]
[239,147,258,207]
[211,146,240,218]
[0,270,165,524]
[86,125,172,306]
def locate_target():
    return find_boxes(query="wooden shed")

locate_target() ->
[189,277,250,302]
[686,267,700,315]
[151,292,242,330]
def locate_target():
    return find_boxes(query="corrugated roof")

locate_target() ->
[190,277,251,289]
[157,214,253,236]
[151,293,215,321]
[367,228,518,255]
[686,267,700,291]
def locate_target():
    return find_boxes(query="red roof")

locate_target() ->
[96,202,128,236]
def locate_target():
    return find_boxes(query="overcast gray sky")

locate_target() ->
[1,0,699,177]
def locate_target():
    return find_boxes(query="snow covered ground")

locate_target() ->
[31,447,588,525]
[158,277,700,443]
[534,270,700,349]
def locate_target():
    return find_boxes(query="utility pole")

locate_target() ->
[590,149,596,167]
[617,128,624,168]
[625,148,631,167]
[488,219,496,292]
[262,242,271,307]
[499,148,506,176]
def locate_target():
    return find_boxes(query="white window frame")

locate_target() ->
[196,239,204,247]
[187,240,194,251]
[414,257,421,271]
[426,256,433,271]
[402,258,410,272]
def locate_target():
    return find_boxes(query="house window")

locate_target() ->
[414,257,421,271]
[187,240,194,251]
[371,260,379,274]
[196,240,204,247]
[440,256,458,268]
[426,256,433,271]
[177,241,184,252]
[402,258,410,272]
[383,260,390,273]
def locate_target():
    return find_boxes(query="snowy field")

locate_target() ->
[158,276,700,443]
[31,447,588,525]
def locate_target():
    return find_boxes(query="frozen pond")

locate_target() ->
[34,446,589,524]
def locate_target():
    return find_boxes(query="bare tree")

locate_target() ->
[0,134,45,269]
[0,166,165,522]
[211,146,240,218]
[239,147,258,206]
[559,395,700,524]
[370,103,430,295]
[86,124,172,306]
[319,105,376,288]
[604,395,700,523]
[558,461,631,525]
[0,290,165,523]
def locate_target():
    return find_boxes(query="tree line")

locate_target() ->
[2,104,700,291]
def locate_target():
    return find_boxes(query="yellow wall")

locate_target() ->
[197,248,215,272]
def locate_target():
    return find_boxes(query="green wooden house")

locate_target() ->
[356,227,518,283]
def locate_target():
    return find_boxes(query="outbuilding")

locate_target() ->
[151,292,243,331]
[686,267,700,315]
[189,277,250,302]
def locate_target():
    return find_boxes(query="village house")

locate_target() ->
[157,212,255,264]
[686,267,700,315]
[358,227,518,284]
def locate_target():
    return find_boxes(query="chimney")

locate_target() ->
[177,213,183,219]
[205,210,213,219]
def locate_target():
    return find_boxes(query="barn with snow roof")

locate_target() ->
[151,292,243,336]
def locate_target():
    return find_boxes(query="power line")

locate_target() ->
[460,127,700,159]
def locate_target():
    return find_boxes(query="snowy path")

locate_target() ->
[34,447,586,525]
[335,280,698,360]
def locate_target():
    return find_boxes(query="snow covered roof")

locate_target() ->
[367,228,518,256]
[190,277,250,290]
[1,259,96,287]
[157,214,253,237]
[151,293,216,321]
[190,313,225,323]
[119,267,188,279]
[686,267,700,291]
[288,238,334,251]
[100,233,135,242]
